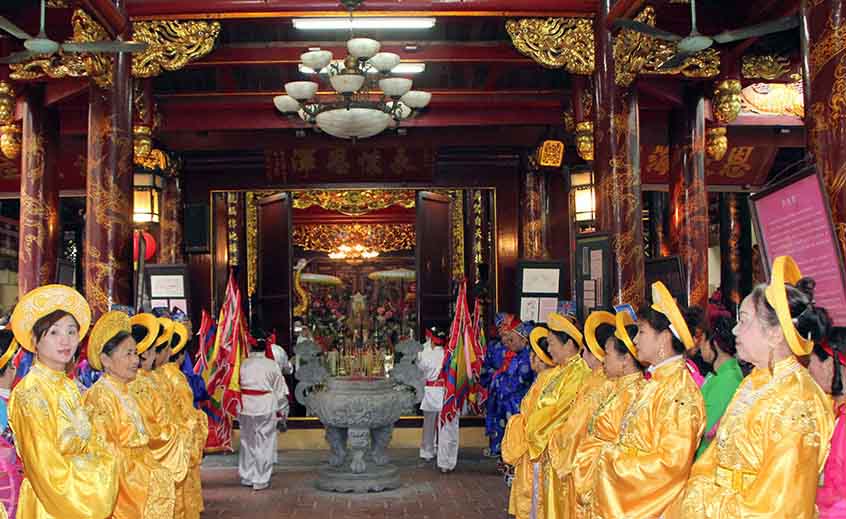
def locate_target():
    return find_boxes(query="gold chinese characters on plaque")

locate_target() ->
[537,140,565,168]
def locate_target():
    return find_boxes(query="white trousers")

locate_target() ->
[420,411,438,459]
[238,413,276,486]
[436,415,460,471]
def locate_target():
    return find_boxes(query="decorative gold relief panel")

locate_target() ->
[506,17,594,74]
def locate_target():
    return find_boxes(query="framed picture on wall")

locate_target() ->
[516,260,567,324]
[144,264,192,317]
[574,233,613,322]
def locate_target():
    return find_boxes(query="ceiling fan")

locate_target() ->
[612,0,799,70]
[0,0,147,64]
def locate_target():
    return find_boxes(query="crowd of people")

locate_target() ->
[0,284,208,519]
[470,255,845,518]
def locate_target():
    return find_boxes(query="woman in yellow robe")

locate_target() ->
[8,285,119,519]
[128,314,192,494]
[83,311,176,519]
[672,256,835,518]
[570,310,645,519]
[547,311,616,518]
[503,313,591,519]
[160,321,208,519]
[592,282,705,518]
[503,335,555,519]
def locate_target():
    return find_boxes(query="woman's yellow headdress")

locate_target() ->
[0,337,18,370]
[11,285,91,352]
[651,281,695,351]
[584,311,615,362]
[88,311,131,371]
[529,327,555,366]
[170,322,189,355]
[154,318,175,348]
[765,255,814,356]
[614,310,639,359]
[547,312,584,350]
[130,313,159,354]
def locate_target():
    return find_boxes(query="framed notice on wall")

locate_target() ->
[751,168,846,326]
[144,264,192,317]
[516,260,566,324]
[574,233,613,322]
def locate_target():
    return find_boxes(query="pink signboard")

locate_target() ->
[752,170,846,326]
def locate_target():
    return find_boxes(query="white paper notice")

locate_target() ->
[150,275,185,298]
[590,250,603,280]
[520,297,540,322]
[583,280,597,310]
[522,268,560,294]
[538,297,559,323]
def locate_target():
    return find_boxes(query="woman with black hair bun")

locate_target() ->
[502,313,591,519]
[547,311,616,515]
[591,282,705,518]
[565,309,647,518]
[809,326,846,517]
[694,314,744,459]
[673,256,835,518]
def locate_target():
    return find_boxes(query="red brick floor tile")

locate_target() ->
[200,449,510,518]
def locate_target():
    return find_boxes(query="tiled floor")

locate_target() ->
[199,449,509,518]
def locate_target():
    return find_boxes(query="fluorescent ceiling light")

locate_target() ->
[292,17,436,30]
[299,63,425,74]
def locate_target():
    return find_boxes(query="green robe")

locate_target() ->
[695,356,744,459]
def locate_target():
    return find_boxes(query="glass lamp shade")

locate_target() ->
[379,77,412,98]
[273,94,301,113]
[399,90,431,108]
[387,101,412,120]
[574,187,596,222]
[284,81,319,101]
[330,74,365,94]
[301,50,332,71]
[368,52,401,73]
[347,38,381,59]
[315,108,391,139]
[133,171,163,224]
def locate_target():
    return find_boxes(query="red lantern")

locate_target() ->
[133,231,157,261]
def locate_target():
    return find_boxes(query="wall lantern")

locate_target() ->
[133,168,163,224]
[570,166,596,233]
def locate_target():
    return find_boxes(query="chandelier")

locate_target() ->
[272,1,431,139]
[329,244,380,260]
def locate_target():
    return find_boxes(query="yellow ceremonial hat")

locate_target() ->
[529,326,555,366]
[765,256,813,356]
[0,336,18,371]
[547,312,584,350]
[154,318,175,348]
[170,322,189,355]
[614,310,639,358]
[651,281,695,351]
[88,311,131,371]
[584,311,615,362]
[130,313,159,354]
[11,284,92,352]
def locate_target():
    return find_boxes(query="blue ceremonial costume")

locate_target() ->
[484,319,535,457]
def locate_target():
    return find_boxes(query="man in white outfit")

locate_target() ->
[417,326,447,462]
[238,338,288,490]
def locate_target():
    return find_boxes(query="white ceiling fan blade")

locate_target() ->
[61,41,148,53]
[712,15,800,44]
[0,50,36,64]
[0,16,33,40]
[613,19,682,42]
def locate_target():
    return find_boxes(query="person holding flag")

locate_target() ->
[417,325,447,463]
[436,282,484,473]
[237,331,287,490]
